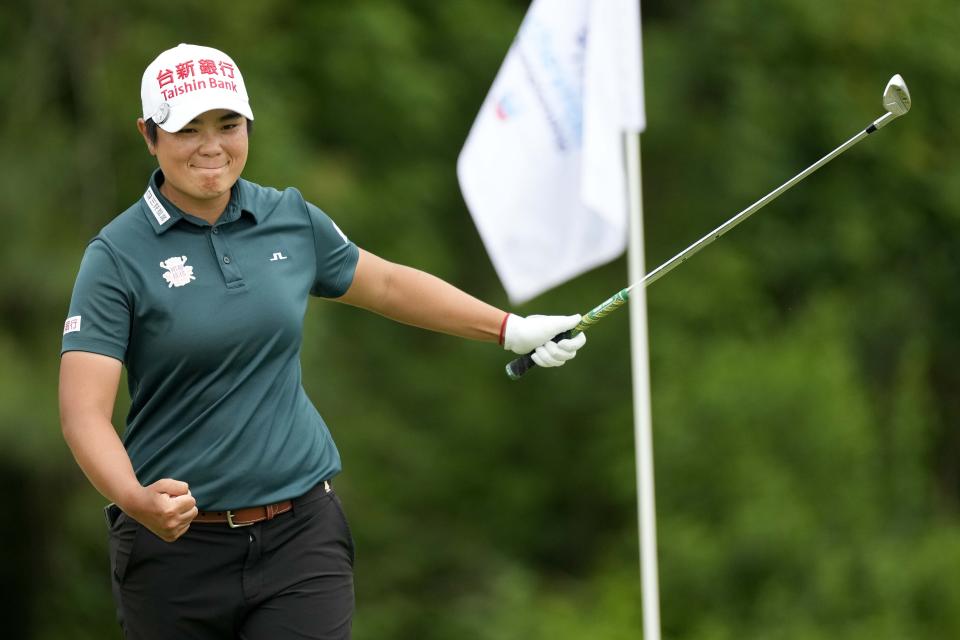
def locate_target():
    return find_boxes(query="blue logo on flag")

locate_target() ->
[495,93,519,120]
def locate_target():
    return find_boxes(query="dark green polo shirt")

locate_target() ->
[62,170,359,510]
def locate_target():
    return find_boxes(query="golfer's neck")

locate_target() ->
[160,183,230,225]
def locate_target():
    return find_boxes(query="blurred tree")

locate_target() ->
[0,0,958,638]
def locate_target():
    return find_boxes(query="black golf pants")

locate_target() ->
[106,481,355,639]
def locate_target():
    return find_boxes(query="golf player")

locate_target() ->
[58,43,586,639]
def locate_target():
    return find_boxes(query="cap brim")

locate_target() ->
[157,93,255,132]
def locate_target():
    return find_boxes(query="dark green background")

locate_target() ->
[2,0,958,638]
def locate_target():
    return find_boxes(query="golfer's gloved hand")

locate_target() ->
[501,313,587,368]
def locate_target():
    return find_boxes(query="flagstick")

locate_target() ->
[626,131,662,639]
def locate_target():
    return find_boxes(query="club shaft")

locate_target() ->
[636,116,890,291]
[566,114,896,333]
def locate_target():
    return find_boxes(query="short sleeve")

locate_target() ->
[306,202,359,298]
[61,238,131,361]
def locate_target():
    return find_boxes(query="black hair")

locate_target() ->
[144,116,253,145]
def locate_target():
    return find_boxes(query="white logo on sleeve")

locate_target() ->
[269,252,288,261]
[331,221,349,243]
[160,256,197,288]
[63,315,82,335]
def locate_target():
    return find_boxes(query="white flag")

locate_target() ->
[458,0,645,305]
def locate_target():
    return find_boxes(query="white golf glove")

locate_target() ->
[501,313,587,368]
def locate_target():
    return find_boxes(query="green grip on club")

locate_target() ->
[504,288,631,380]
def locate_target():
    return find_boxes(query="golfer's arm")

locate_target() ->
[336,249,506,342]
[59,351,144,509]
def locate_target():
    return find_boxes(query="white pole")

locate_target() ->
[626,130,661,639]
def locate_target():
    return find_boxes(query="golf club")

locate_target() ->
[506,74,912,380]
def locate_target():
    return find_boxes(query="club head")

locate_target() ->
[883,74,911,116]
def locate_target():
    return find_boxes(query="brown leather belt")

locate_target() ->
[193,480,331,528]
[194,501,293,528]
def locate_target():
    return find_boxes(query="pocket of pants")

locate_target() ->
[106,508,139,584]
[330,493,356,567]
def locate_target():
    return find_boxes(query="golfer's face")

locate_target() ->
[152,109,248,210]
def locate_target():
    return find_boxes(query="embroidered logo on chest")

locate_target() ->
[160,256,197,288]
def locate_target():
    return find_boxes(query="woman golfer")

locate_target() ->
[58,43,586,639]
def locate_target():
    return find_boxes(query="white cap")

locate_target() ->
[140,43,254,132]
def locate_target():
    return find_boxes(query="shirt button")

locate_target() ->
[223,256,231,264]
[212,227,219,234]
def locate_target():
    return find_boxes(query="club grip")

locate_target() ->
[504,330,573,380]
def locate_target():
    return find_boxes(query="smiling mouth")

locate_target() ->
[191,164,228,170]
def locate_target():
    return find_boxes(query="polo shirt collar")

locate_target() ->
[139,169,262,234]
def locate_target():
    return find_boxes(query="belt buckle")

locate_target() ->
[226,510,254,528]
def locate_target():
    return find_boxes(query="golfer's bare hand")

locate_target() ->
[124,478,198,542]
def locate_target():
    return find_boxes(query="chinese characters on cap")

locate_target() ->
[156,58,238,101]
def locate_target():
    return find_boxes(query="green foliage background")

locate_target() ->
[1,0,957,638]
